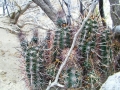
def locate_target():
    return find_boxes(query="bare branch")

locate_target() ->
[110,4,120,6]
[0,26,19,35]
[46,0,98,90]
[10,1,33,24]
[109,0,120,26]
[19,22,51,31]
[32,0,57,24]
[44,0,56,11]
[112,11,120,21]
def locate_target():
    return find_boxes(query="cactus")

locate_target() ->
[76,18,114,89]
[18,30,47,89]
[54,28,72,49]
[25,45,45,89]
[52,25,72,62]
[18,16,120,90]
[62,68,81,88]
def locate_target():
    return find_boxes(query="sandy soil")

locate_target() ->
[0,17,29,90]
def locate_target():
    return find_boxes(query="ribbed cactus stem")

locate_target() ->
[63,67,80,88]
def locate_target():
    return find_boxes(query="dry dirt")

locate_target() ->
[0,17,29,90]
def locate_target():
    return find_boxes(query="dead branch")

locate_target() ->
[112,11,120,21]
[0,26,19,35]
[10,1,33,24]
[0,25,31,35]
[32,0,57,24]
[18,22,51,31]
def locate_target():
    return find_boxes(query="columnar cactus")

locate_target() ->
[52,26,72,62]
[63,68,81,88]
[76,18,113,89]
[18,30,47,89]
[18,16,120,90]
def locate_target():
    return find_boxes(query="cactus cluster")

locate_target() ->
[78,19,98,57]
[18,30,48,89]
[18,16,120,90]
[76,18,113,89]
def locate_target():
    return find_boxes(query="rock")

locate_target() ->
[112,25,120,35]
[100,72,120,90]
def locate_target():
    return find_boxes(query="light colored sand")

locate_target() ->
[0,17,29,90]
